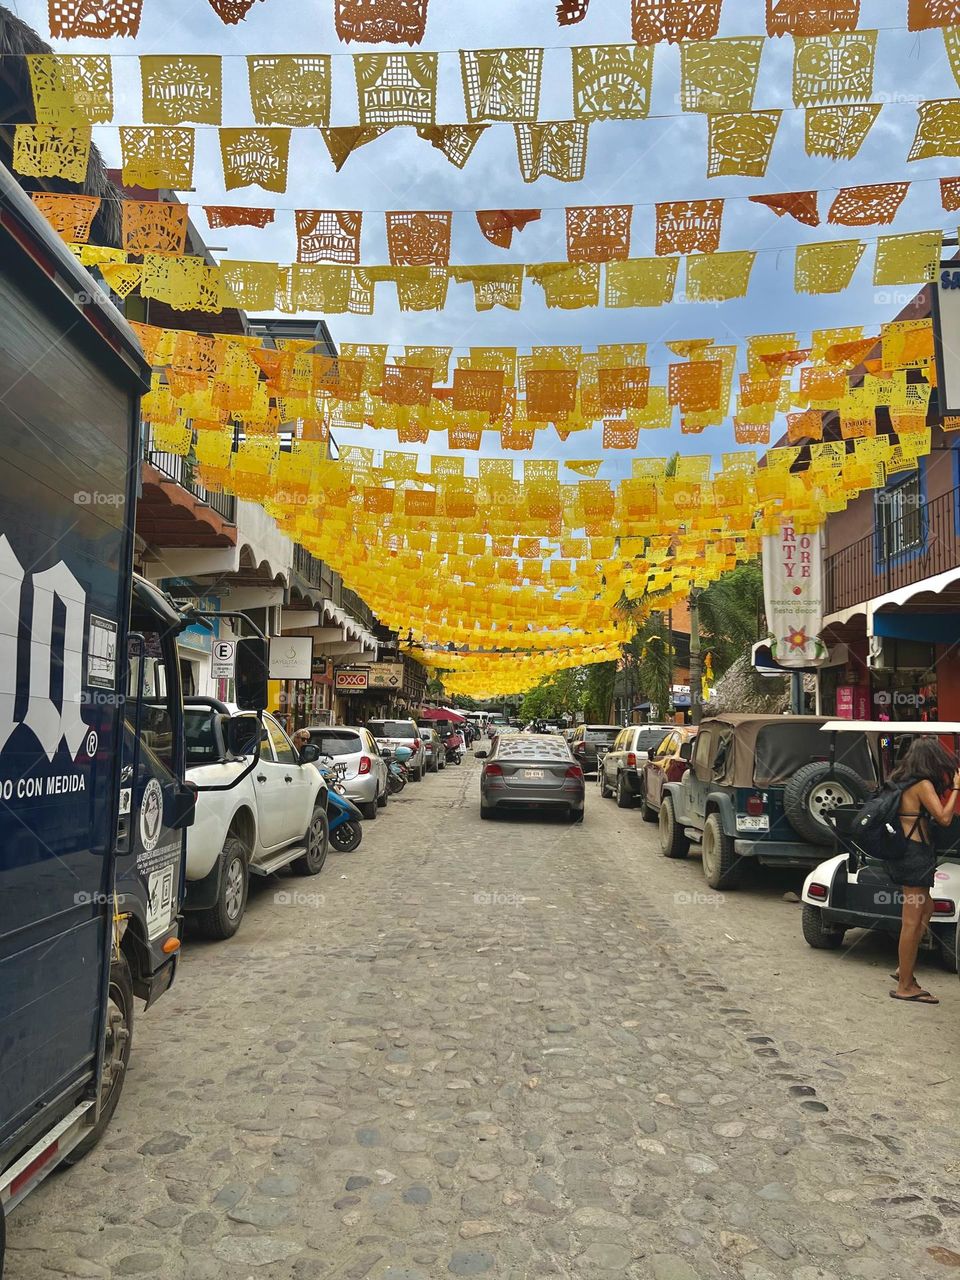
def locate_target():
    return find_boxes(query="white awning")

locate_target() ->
[821,720,960,734]
[867,564,960,622]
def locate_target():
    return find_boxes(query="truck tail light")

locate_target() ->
[746,793,765,816]
[359,756,371,775]
[626,752,637,768]
[807,883,828,900]
[933,898,955,915]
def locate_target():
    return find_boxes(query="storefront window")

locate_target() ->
[870,667,938,722]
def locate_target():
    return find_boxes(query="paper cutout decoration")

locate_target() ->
[49,0,143,37]
[140,56,222,125]
[557,0,590,22]
[605,258,678,307]
[120,127,195,188]
[792,32,877,106]
[453,368,505,414]
[31,193,101,243]
[632,0,722,43]
[749,190,820,225]
[477,209,541,248]
[452,266,526,311]
[765,0,859,36]
[526,370,579,417]
[207,0,262,22]
[909,0,960,29]
[655,200,724,254]
[515,123,589,182]
[462,49,543,123]
[295,210,363,264]
[28,55,113,125]
[805,104,880,158]
[668,361,723,413]
[685,252,755,302]
[141,254,224,313]
[941,176,960,210]
[787,409,825,442]
[204,205,275,228]
[602,421,640,450]
[220,260,280,310]
[394,267,449,311]
[566,206,632,262]
[945,27,960,88]
[572,44,654,121]
[220,128,290,192]
[13,125,90,183]
[321,127,390,171]
[795,238,865,293]
[827,183,908,225]
[417,125,489,168]
[681,38,764,113]
[873,231,942,285]
[335,0,429,43]
[355,53,438,126]
[707,111,780,177]
[247,56,331,126]
[527,262,600,308]
[909,100,960,160]
[385,212,452,266]
[122,200,189,255]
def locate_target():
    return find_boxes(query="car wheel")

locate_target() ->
[196,835,249,940]
[599,767,613,799]
[783,762,870,846]
[658,795,689,859]
[701,813,741,890]
[801,902,846,950]
[60,954,134,1164]
[377,786,388,808]
[412,764,423,782]
[292,804,329,876]
[616,774,633,809]
[480,804,494,820]
[640,782,657,824]
[362,797,378,820]
[570,807,584,823]
[933,923,958,972]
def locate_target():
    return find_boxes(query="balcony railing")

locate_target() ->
[825,483,960,614]
[143,424,236,524]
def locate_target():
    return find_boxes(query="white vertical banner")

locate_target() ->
[762,522,829,669]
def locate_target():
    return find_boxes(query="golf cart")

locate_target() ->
[801,721,960,972]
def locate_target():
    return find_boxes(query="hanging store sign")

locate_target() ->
[335,668,370,691]
[761,521,829,669]
[366,662,404,690]
[268,635,313,680]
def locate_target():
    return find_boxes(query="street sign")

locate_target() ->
[367,662,404,690]
[335,669,369,691]
[268,636,313,680]
[211,639,236,680]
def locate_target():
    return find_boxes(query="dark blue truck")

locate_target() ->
[0,167,265,1270]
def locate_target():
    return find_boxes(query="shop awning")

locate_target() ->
[420,705,465,722]
[751,640,848,675]
[868,564,960,616]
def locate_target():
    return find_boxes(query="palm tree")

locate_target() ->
[698,561,764,678]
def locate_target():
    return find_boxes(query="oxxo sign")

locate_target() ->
[335,669,369,691]
[0,536,90,762]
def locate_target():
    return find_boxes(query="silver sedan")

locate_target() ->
[479,734,585,822]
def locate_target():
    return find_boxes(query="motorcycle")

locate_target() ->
[443,731,464,766]
[317,757,364,852]
[384,744,411,795]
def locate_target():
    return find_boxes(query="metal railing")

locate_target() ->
[292,543,332,593]
[825,483,960,614]
[143,424,236,524]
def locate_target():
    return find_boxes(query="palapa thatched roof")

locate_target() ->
[0,5,122,245]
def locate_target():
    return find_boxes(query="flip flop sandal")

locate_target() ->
[889,989,940,1004]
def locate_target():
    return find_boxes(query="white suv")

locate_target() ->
[366,718,426,782]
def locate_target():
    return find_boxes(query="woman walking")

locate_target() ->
[888,738,960,1005]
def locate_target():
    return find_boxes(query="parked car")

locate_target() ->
[570,724,620,776]
[480,733,585,822]
[366,718,426,781]
[658,714,874,890]
[184,702,328,939]
[304,725,389,818]
[418,726,445,772]
[637,727,699,821]
[598,724,674,807]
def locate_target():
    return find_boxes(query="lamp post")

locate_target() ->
[689,588,703,726]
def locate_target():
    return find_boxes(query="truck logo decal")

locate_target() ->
[139,777,163,852]
[0,535,91,763]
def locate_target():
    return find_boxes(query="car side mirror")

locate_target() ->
[166,781,196,830]
[234,638,269,711]
[678,741,693,762]
[226,712,260,757]
[298,743,320,764]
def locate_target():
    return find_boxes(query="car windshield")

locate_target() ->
[310,731,362,757]
[637,729,669,752]
[184,708,221,765]
[753,723,876,787]
[585,727,618,743]
[368,721,416,739]
[498,738,570,761]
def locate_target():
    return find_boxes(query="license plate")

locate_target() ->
[523,769,544,779]
[738,814,769,831]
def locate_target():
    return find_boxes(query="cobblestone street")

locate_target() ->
[9,754,960,1280]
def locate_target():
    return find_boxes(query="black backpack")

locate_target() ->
[851,777,921,860]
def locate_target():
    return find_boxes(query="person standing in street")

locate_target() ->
[888,738,960,1004]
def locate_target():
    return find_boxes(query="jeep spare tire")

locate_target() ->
[783,761,870,846]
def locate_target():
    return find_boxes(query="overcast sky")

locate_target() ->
[10,0,958,477]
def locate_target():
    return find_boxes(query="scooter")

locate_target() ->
[443,731,463,766]
[385,744,411,795]
[318,757,364,852]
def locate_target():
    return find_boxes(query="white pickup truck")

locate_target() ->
[183,699,329,939]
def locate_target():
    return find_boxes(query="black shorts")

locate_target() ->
[885,840,938,889]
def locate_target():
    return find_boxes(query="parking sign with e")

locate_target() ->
[211,640,236,680]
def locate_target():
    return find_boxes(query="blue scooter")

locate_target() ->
[318,757,364,852]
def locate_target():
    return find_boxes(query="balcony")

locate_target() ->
[825,484,960,615]
[137,424,238,550]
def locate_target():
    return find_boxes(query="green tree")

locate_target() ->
[520,668,583,722]
[582,660,618,723]
[698,560,763,678]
